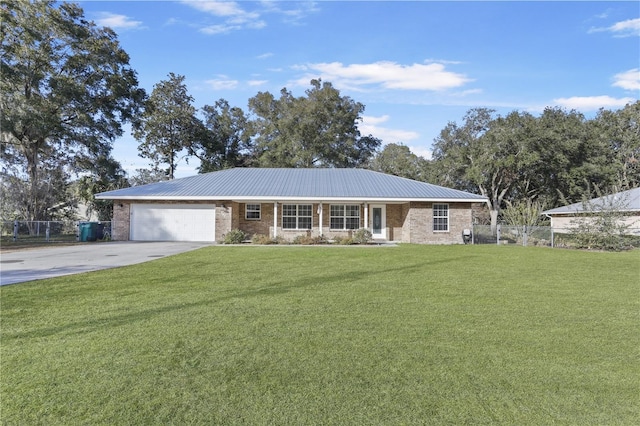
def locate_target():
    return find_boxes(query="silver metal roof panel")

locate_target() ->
[543,187,640,215]
[96,168,488,202]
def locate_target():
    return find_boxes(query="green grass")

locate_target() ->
[1,245,638,425]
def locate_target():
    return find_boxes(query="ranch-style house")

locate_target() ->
[96,168,488,244]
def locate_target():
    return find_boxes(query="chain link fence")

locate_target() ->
[472,225,553,247]
[1,221,112,244]
[472,224,640,248]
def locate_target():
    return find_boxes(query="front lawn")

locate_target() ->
[1,245,638,424]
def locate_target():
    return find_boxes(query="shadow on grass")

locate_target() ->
[5,255,472,340]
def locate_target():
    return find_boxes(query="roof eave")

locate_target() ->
[95,195,487,203]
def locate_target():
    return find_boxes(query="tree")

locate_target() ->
[76,155,129,221]
[0,160,72,222]
[432,108,533,232]
[1,0,144,221]
[129,168,170,186]
[527,107,612,207]
[191,99,254,172]
[134,73,203,179]
[368,143,430,181]
[501,198,548,246]
[248,79,380,167]
[590,101,640,190]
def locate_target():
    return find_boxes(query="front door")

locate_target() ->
[371,205,386,240]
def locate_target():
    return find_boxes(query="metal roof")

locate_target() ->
[96,168,488,202]
[543,187,640,215]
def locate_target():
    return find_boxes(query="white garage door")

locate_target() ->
[130,204,216,242]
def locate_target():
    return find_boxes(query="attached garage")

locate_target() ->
[130,204,216,242]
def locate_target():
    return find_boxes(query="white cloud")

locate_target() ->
[613,68,640,91]
[183,0,263,34]
[182,0,313,35]
[205,77,239,90]
[257,52,274,60]
[408,145,433,160]
[553,95,636,111]
[248,80,268,87]
[182,1,244,17]
[94,12,143,30]
[589,17,640,37]
[360,115,420,144]
[293,61,471,92]
[200,24,240,35]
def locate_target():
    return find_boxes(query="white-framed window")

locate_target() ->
[245,203,261,220]
[330,204,360,230]
[433,204,449,232]
[282,204,312,230]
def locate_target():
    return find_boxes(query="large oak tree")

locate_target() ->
[0,0,144,220]
[248,79,380,168]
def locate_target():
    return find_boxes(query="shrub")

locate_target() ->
[352,229,372,244]
[333,236,354,245]
[251,234,273,245]
[292,234,327,245]
[272,235,289,245]
[250,234,289,245]
[568,187,634,251]
[222,229,247,244]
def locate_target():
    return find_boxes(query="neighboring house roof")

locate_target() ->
[543,187,640,215]
[96,168,487,203]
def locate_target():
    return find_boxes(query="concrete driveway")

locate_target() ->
[0,241,213,286]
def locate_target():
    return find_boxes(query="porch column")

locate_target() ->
[317,203,323,236]
[364,202,369,230]
[273,202,278,238]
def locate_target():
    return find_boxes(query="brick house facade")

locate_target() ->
[99,168,488,244]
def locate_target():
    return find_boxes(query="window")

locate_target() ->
[330,204,360,230]
[433,204,449,232]
[282,204,312,230]
[245,204,261,220]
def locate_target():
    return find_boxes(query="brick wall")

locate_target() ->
[406,202,474,244]
[111,199,477,244]
[112,201,130,241]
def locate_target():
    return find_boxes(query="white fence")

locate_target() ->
[1,221,112,243]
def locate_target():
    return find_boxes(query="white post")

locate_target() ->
[317,203,323,236]
[46,221,50,242]
[273,202,278,239]
[363,203,369,230]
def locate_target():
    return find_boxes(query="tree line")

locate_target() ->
[2,1,638,224]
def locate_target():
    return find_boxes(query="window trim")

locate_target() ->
[282,204,313,230]
[245,203,261,220]
[433,203,449,232]
[330,204,361,230]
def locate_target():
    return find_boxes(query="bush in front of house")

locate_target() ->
[251,233,273,245]
[352,229,373,244]
[332,236,354,245]
[292,234,328,245]
[251,234,289,245]
[222,229,247,244]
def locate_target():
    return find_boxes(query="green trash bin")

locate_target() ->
[79,222,98,242]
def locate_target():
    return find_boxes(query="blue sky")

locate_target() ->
[77,1,639,178]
